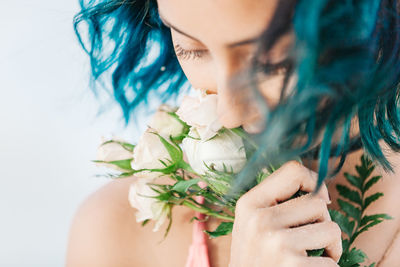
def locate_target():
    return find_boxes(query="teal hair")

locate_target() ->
[235,0,400,191]
[74,0,400,190]
[73,0,189,121]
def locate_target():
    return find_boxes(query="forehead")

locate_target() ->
[157,0,279,47]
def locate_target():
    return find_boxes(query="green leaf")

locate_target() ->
[117,171,136,178]
[336,184,363,206]
[291,190,308,199]
[364,193,383,209]
[329,209,355,238]
[167,111,190,131]
[339,247,367,267]
[101,140,135,152]
[338,199,361,221]
[145,163,178,175]
[344,172,362,189]
[355,219,385,239]
[360,214,392,227]
[141,219,150,226]
[363,176,382,192]
[201,166,235,196]
[204,222,233,238]
[307,248,325,257]
[108,159,133,171]
[163,205,173,239]
[332,154,391,267]
[153,132,183,163]
[172,179,201,194]
[342,238,350,253]
[93,159,133,171]
[361,154,370,166]
[356,164,374,181]
[155,191,173,202]
[178,160,196,173]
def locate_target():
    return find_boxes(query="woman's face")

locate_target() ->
[157,0,294,133]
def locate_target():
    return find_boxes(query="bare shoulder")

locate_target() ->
[378,227,400,266]
[65,177,142,267]
[65,177,196,267]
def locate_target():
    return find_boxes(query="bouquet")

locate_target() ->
[95,93,391,266]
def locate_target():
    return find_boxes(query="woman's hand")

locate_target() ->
[229,161,342,267]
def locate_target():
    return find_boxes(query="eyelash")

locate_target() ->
[173,44,290,75]
[174,44,208,60]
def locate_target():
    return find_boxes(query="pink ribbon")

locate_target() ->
[184,181,211,267]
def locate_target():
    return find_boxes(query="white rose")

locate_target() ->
[148,104,185,138]
[96,138,133,172]
[128,177,169,232]
[176,94,222,141]
[182,128,247,175]
[131,128,172,178]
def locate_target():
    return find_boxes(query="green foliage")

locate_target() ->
[167,111,190,144]
[329,209,355,238]
[95,128,391,265]
[137,132,194,176]
[93,159,133,171]
[205,222,234,238]
[201,163,237,197]
[339,247,367,267]
[331,154,392,267]
[255,170,271,184]
[154,133,182,166]
[307,248,325,257]
[100,139,135,152]
[171,179,201,194]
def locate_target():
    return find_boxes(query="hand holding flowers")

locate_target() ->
[94,93,391,266]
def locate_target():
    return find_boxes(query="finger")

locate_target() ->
[268,194,331,228]
[300,256,339,267]
[284,221,342,262]
[244,161,330,208]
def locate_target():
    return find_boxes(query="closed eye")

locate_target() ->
[174,44,209,60]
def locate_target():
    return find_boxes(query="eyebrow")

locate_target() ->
[158,12,262,48]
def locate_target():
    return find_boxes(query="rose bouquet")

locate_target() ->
[95,94,252,234]
[95,93,391,266]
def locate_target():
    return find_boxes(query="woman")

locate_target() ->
[67,0,400,266]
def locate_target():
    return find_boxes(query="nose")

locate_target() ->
[216,74,244,129]
[214,54,265,133]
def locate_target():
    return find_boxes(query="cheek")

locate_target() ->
[258,73,297,108]
[258,74,285,107]
[178,59,217,91]
[171,37,217,91]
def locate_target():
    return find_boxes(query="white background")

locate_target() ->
[0,1,173,266]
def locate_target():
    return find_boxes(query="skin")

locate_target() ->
[66,0,400,266]
[157,0,290,132]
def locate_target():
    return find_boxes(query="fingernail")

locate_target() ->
[317,189,331,204]
[323,192,331,204]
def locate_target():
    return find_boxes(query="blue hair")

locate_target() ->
[74,0,400,190]
[74,0,189,121]
[239,0,400,189]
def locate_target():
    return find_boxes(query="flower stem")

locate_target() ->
[182,200,235,222]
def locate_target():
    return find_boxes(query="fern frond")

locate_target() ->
[331,154,392,267]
